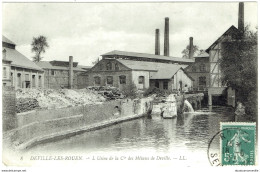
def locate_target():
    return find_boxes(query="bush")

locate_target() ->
[120,83,138,99]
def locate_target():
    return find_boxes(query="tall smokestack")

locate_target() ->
[238,2,244,34]
[69,56,73,89]
[189,37,194,59]
[164,17,169,56]
[155,29,160,55]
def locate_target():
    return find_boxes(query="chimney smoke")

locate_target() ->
[238,2,244,34]
[189,37,194,59]
[164,17,170,56]
[155,29,160,55]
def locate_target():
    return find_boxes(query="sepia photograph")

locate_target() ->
[1,1,258,171]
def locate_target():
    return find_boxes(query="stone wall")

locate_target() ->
[5,97,153,149]
[2,86,17,131]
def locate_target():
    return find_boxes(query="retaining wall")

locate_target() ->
[4,97,153,149]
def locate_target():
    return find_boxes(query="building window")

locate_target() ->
[11,72,13,86]
[94,76,101,85]
[119,75,126,84]
[192,66,196,72]
[3,67,7,78]
[163,81,168,90]
[155,81,159,88]
[106,62,112,70]
[200,64,206,72]
[115,63,119,71]
[199,76,206,86]
[107,76,113,85]
[39,75,42,87]
[51,70,55,76]
[138,76,144,84]
[32,75,36,87]
[17,73,22,88]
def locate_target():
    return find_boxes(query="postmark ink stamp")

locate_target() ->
[220,122,256,165]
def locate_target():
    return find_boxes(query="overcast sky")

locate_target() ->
[2,2,258,66]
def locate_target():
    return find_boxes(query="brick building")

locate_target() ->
[36,58,90,89]
[79,51,194,91]
[185,51,210,91]
[2,36,44,89]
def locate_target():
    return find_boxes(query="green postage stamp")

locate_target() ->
[220,122,256,165]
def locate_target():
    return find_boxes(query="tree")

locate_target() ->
[31,36,49,62]
[181,45,202,58]
[220,26,257,120]
[92,57,100,65]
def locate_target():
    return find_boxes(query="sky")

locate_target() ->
[2,2,258,66]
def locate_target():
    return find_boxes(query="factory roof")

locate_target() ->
[194,51,209,58]
[115,59,193,80]
[206,25,239,53]
[2,35,16,45]
[36,61,87,71]
[102,50,195,63]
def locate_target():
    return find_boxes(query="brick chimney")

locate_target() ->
[238,2,244,34]
[164,17,169,56]
[155,29,160,55]
[189,37,194,59]
[69,56,73,89]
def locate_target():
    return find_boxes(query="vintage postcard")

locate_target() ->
[1,1,258,171]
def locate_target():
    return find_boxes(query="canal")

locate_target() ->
[23,106,251,166]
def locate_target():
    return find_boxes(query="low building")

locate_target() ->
[80,57,194,91]
[2,36,44,89]
[36,59,90,89]
[185,51,210,91]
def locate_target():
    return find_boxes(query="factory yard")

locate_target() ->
[16,88,109,113]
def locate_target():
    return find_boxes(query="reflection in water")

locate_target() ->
[26,107,240,164]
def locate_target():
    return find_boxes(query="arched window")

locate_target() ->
[199,76,206,86]
[3,67,7,78]
[200,64,206,72]
[115,63,119,71]
[17,73,22,88]
[119,75,126,84]
[106,62,112,70]
[107,76,113,85]
[94,76,101,85]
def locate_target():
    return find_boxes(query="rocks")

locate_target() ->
[16,88,106,112]
[16,98,40,113]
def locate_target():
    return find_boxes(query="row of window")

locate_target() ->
[98,62,120,71]
[12,73,42,88]
[94,75,145,85]
[192,64,206,72]
[154,81,168,90]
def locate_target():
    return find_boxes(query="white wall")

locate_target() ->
[131,71,150,89]
[174,69,193,90]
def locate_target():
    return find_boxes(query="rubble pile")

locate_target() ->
[87,86,125,100]
[16,98,40,113]
[16,88,106,112]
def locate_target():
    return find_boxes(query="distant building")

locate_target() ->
[205,25,239,106]
[185,51,210,91]
[79,51,194,91]
[36,60,90,89]
[2,36,44,89]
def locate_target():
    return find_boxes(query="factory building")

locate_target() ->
[2,36,44,89]
[80,17,194,91]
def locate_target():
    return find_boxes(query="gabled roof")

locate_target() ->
[102,50,195,63]
[115,59,189,80]
[2,47,43,71]
[2,35,16,45]
[206,25,239,53]
[36,61,87,72]
[195,51,209,58]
